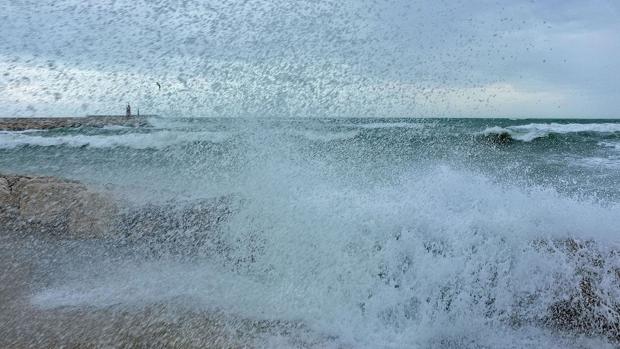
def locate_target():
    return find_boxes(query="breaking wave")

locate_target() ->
[481,123,620,142]
[289,129,360,142]
[346,122,424,129]
[577,157,620,170]
[0,129,233,149]
[599,141,620,151]
[29,163,620,348]
[3,118,620,347]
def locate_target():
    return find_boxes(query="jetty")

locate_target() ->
[0,116,151,131]
[3,102,160,131]
[0,103,154,131]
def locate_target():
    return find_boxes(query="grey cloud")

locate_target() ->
[0,0,618,117]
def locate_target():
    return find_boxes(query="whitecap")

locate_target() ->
[346,122,423,129]
[290,130,360,142]
[482,122,620,142]
[599,141,620,152]
[0,129,233,149]
[576,156,620,170]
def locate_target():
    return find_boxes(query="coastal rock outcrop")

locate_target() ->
[114,196,236,256]
[0,174,119,239]
[0,174,235,247]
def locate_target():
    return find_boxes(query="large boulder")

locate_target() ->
[0,174,235,247]
[0,174,119,239]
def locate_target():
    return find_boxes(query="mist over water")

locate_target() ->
[1,118,620,347]
[2,0,620,347]
[2,0,620,118]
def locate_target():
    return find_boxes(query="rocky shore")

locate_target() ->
[1,174,119,239]
[1,173,619,346]
[0,173,324,348]
[0,116,150,131]
[0,173,237,247]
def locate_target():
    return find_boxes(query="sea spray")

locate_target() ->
[16,119,620,347]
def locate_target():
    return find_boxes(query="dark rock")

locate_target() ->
[541,239,620,342]
[114,196,236,257]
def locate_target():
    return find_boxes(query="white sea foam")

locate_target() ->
[347,122,424,129]
[481,126,510,135]
[482,123,620,142]
[30,165,620,348]
[102,124,132,130]
[599,141,620,151]
[0,130,233,149]
[290,129,360,142]
[577,156,620,170]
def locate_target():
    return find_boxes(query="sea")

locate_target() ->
[1,117,620,348]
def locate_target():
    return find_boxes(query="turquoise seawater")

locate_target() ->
[1,118,619,202]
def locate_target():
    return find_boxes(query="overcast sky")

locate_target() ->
[0,0,618,118]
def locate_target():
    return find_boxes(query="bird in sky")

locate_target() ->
[156,82,161,90]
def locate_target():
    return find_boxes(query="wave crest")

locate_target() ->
[482,123,620,142]
[0,130,233,149]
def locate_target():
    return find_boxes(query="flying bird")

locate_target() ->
[156,82,161,90]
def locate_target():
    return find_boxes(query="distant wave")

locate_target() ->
[102,125,132,131]
[577,156,620,170]
[0,130,233,149]
[346,122,423,129]
[482,123,620,142]
[599,141,620,151]
[290,130,360,142]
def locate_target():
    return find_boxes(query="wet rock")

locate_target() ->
[1,174,235,247]
[0,174,119,239]
[542,239,620,342]
[0,177,11,207]
[114,196,236,257]
[547,283,620,341]
[0,301,326,349]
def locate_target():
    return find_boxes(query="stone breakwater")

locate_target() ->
[0,116,150,131]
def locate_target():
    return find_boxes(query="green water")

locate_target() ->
[1,118,619,203]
